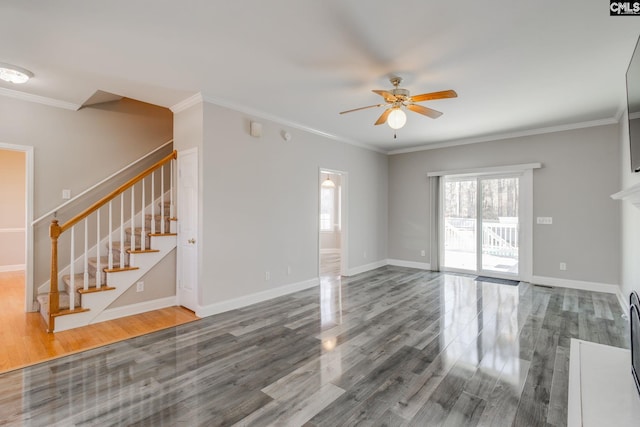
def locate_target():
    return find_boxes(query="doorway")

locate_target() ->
[0,143,33,312]
[319,170,347,277]
[441,172,525,280]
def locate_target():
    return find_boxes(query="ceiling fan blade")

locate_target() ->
[407,103,443,119]
[339,103,385,114]
[372,90,397,102]
[410,90,458,103]
[374,109,392,125]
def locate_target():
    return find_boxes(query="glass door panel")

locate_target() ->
[442,177,477,271]
[480,177,519,275]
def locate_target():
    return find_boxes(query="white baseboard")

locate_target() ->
[531,275,621,295]
[91,296,177,324]
[0,264,25,273]
[386,259,431,270]
[196,278,319,318]
[345,260,387,276]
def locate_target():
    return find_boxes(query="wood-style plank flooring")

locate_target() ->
[0,267,629,426]
[0,271,199,374]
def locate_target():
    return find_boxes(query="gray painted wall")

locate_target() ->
[108,249,177,308]
[619,113,640,298]
[174,100,388,307]
[389,124,621,285]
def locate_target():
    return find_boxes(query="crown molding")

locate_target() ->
[388,117,620,155]
[0,86,81,110]
[200,94,387,154]
[170,92,203,113]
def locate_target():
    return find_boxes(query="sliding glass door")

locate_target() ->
[442,174,520,278]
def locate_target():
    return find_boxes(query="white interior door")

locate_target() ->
[177,148,198,311]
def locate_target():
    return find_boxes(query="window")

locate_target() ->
[320,186,334,231]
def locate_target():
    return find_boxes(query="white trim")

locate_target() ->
[170,93,203,113]
[0,264,25,272]
[32,139,174,225]
[531,275,621,294]
[196,278,319,318]
[0,86,81,111]
[389,118,618,155]
[427,163,542,177]
[0,228,25,233]
[345,260,387,276]
[387,259,431,270]
[91,296,178,324]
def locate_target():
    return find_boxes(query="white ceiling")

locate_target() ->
[1,0,638,152]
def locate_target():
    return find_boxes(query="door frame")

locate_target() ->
[0,142,34,311]
[176,147,199,311]
[318,168,348,277]
[438,168,534,282]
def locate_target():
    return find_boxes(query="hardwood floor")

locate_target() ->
[0,271,198,374]
[0,267,629,426]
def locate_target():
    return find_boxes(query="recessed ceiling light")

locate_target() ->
[0,63,34,84]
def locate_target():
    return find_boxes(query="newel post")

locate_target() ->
[48,219,62,332]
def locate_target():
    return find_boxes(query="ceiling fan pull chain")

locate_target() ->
[394,132,397,139]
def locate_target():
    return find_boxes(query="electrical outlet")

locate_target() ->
[536,217,553,225]
[421,250,426,257]
[363,251,367,259]
[265,271,270,281]
[287,266,292,275]
[560,262,567,271]
[136,281,144,292]
[62,189,71,200]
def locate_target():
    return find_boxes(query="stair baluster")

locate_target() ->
[96,209,101,288]
[161,165,165,234]
[141,178,146,250]
[119,193,124,269]
[108,201,113,270]
[131,186,136,252]
[84,218,89,291]
[151,173,156,235]
[170,160,174,218]
[69,226,75,310]
[45,150,177,332]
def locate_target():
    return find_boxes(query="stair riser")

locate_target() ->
[126,230,150,249]
[111,248,130,266]
[145,216,171,232]
[88,264,108,284]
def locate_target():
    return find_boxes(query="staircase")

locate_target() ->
[38,151,178,332]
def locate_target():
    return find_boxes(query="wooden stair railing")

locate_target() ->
[47,150,177,332]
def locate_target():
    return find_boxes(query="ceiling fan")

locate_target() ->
[340,76,457,130]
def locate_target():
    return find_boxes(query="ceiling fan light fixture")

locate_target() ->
[387,108,407,130]
[0,63,33,84]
